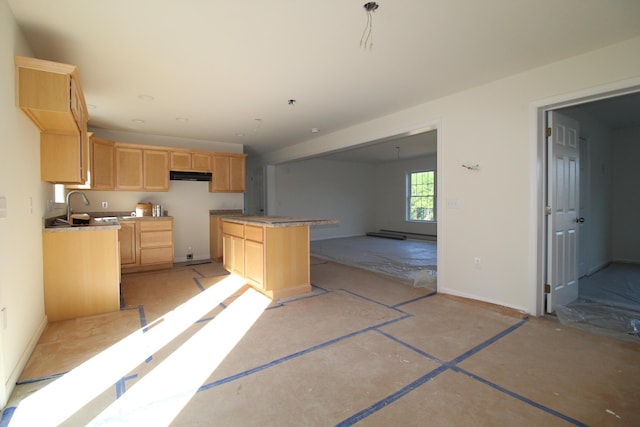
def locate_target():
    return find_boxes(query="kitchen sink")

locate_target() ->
[45,217,119,228]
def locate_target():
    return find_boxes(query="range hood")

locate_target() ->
[170,170,212,181]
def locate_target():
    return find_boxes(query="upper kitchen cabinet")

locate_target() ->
[115,145,143,190]
[115,143,169,191]
[91,137,115,190]
[15,56,90,184]
[210,153,246,193]
[170,150,211,172]
[144,149,170,191]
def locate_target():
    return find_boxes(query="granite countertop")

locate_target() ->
[221,216,339,228]
[209,209,244,216]
[43,212,173,233]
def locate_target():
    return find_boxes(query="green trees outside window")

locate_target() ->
[408,171,435,221]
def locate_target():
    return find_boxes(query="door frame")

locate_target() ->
[531,78,640,316]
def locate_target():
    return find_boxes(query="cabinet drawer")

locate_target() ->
[139,220,173,232]
[245,225,263,243]
[222,221,244,238]
[140,230,172,248]
[140,247,174,265]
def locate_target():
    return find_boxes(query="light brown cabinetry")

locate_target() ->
[222,220,311,299]
[171,150,212,172]
[91,137,115,190]
[222,221,245,276]
[120,218,174,273]
[143,149,170,191]
[118,221,137,265]
[115,144,169,191]
[43,228,120,321]
[16,56,90,184]
[244,225,264,289]
[210,153,246,193]
[210,216,224,261]
[115,146,143,190]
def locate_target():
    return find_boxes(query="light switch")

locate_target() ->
[446,198,461,209]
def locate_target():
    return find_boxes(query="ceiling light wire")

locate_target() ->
[360,2,379,50]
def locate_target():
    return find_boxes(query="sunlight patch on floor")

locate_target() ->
[9,275,247,426]
[88,287,270,426]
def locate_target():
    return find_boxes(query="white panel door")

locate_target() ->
[547,111,580,313]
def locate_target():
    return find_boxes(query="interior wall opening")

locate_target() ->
[540,90,640,342]
[268,127,440,291]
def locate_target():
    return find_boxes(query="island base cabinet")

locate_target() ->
[43,229,120,322]
[262,226,310,299]
[222,220,311,299]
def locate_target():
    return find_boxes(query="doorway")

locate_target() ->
[541,90,640,340]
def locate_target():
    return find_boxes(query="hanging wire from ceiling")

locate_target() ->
[360,2,379,50]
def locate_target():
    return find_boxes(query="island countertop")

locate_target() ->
[221,216,338,228]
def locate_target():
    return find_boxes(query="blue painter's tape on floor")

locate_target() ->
[193,277,205,291]
[0,406,16,427]
[197,314,412,393]
[337,316,583,427]
[392,290,437,308]
[450,317,529,365]
[453,367,588,427]
[336,365,450,427]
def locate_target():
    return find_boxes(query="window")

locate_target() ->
[407,170,435,222]
[54,184,66,204]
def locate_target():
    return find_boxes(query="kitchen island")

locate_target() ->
[221,216,337,299]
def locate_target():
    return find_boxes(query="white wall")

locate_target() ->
[374,155,437,236]
[611,126,640,263]
[261,36,640,314]
[274,159,376,240]
[0,0,52,407]
[561,107,613,273]
[72,129,245,262]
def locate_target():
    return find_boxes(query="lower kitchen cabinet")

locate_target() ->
[222,220,310,299]
[118,221,137,265]
[222,221,245,277]
[43,228,120,321]
[120,218,174,273]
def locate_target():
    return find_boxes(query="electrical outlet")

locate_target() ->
[187,253,193,260]
[474,257,482,270]
[101,201,108,209]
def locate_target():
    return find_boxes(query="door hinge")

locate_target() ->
[544,284,551,294]
[546,128,552,137]
[545,206,552,215]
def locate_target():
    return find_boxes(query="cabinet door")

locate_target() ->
[222,234,233,271]
[223,234,244,276]
[210,155,230,192]
[116,146,143,190]
[210,216,223,261]
[40,132,83,183]
[119,221,137,265]
[229,155,246,192]
[191,152,212,171]
[144,149,169,191]
[91,137,115,190]
[244,240,264,289]
[170,151,191,171]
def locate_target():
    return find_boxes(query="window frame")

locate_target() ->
[406,169,436,223]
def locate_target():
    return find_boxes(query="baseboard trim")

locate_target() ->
[2,314,47,408]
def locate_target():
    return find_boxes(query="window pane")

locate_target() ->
[408,171,435,221]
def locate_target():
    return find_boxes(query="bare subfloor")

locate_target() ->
[2,259,639,426]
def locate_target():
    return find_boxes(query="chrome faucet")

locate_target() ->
[66,190,90,222]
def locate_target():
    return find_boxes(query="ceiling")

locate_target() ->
[8,1,640,157]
